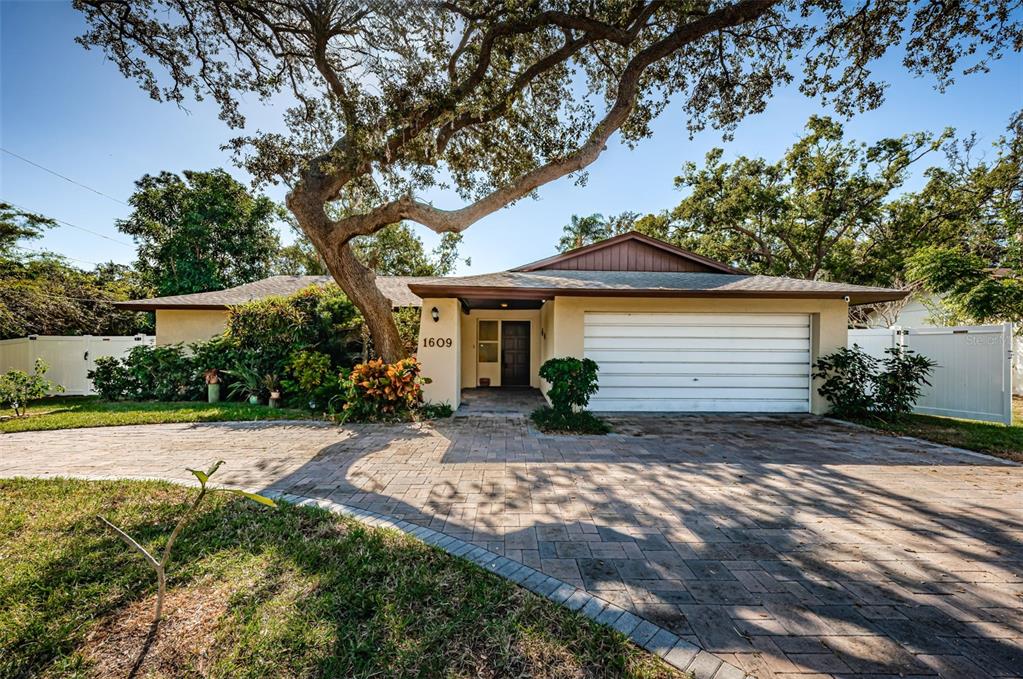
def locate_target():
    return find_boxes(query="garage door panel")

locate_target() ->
[584,325,811,339]
[596,361,811,376]
[585,349,811,364]
[590,398,810,413]
[595,386,809,400]
[584,312,811,413]
[586,313,809,327]
[597,374,811,389]
[585,336,810,351]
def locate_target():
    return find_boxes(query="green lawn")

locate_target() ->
[848,399,1023,464]
[0,478,679,679]
[0,396,317,433]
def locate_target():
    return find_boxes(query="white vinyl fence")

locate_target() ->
[0,335,155,396]
[849,323,1013,425]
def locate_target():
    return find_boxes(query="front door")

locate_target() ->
[501,321,530,386]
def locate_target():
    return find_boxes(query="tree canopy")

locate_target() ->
[0,202,55,257]
[76,0,1023,358]
[118,169,284,296]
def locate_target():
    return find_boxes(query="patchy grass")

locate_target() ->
[0,478,682,679]
[531,407,612,435]
[845,398,1023,464]
[0,396,316,433]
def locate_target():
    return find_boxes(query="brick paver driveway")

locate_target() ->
[3,413,1021,678]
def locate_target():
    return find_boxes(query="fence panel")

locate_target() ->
[849,324,1013,425]
[0,335,155,395]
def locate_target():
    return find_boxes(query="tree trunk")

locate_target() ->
[287,188,407,364]
[323,241,406,363]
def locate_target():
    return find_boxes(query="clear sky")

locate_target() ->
[2,1,1021,276]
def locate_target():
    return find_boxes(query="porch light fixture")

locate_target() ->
[500,302,509,308]
[431,306,440,322]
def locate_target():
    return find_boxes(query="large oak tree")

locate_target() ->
[75,0,1023,360]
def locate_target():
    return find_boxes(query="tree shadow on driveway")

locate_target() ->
[239,413,1023,678]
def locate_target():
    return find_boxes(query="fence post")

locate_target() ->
[1003,322,1014,426]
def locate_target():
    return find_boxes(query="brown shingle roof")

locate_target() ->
[114,275,425,311]
[408,270,907,305]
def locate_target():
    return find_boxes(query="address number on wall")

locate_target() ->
[422,337,453,348]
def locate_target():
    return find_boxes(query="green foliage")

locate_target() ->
[118,169,284,296]
[126,344,197,401]
[0,255,154,339]
[88,356,134,401]
[814,345,937,421]
[338,358,430,423]
[530,407,610,435]
[812,346,878,418]
[226,284,362,377]
[872,348,938,419]
[538,358,601,415]
[88,344,198,401]
[0,359,62,417]
[225,364,263,402]
[0,202,55,256]
[908,247,1023,325]
[353,222,468,276]
[419,402,454,419]
[281,350,340,410]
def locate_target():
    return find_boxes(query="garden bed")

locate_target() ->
[0,478,681,678]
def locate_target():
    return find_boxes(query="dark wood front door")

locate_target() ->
[501,321,530,386]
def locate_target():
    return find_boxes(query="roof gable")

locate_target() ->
[510,232,743,274]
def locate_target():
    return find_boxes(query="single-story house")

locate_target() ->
[117,232,905,414]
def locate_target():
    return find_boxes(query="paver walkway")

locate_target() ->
[2,414,1021,678]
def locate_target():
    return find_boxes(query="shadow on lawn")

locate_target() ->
[231,413,1023,677]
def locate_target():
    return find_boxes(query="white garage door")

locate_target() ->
[584,312,811,412]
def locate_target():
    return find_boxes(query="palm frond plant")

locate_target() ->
[225,364,262,404]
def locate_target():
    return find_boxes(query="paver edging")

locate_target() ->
[257,488,750,679]
[18,471,748,677]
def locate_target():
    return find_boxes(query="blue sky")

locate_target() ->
[2,1,1021,276]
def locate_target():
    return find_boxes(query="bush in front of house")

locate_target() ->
[0,358,63,417]
[872,347,938,418]
[337,357,435,423]
[532,357,609,434]
[89,344,199,401]
[813,345,936,420]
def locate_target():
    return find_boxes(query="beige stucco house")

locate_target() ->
[118,232,905,415]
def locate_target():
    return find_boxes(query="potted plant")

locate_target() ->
[203,368,221,403]
[264,374,281,408]
[226,365,261,405]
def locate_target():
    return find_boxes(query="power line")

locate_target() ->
[13,244,103,265]
[4,200,134,248]
[1,148,131,207]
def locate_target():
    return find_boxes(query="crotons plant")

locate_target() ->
[338,358,430,422]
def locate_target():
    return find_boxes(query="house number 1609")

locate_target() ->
[422,337,452,348]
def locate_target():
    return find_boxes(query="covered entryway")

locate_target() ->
[584,312,812,412]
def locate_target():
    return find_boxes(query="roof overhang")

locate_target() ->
[408,284,907,306]
[112,302,229,311]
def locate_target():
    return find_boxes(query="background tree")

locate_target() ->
[906,116,1022,324]
[119,169,284,296]
[669,116,944,279]
[556,212,642,251]
[0,202,55,257]
[76,0,1023,360]
[353,224,468,276]
[0,253,154,339]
